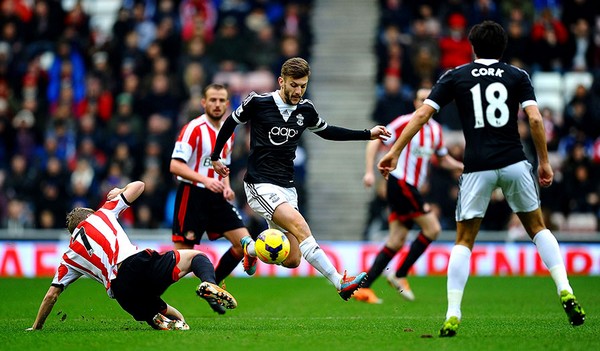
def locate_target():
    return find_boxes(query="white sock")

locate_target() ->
[446,245,472,320]
[246,239,256,256]
[299,236,343,289]
[533,229,572,294]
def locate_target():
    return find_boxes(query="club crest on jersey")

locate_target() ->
[269,126,298,145]
[296,114,304,126]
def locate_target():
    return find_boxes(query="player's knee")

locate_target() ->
[423,224,441,240]
[282,252,301,268]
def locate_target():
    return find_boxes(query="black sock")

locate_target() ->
[396,232,432,277]
[364,246,397,288]
[191,254,217,284]
[215,247,242,284]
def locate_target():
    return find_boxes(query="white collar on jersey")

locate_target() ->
[474,58,499,66]
[272,91,297,122]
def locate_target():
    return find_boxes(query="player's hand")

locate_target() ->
[107,187,123,200]
[363,171,375,188]
[204,178,225,193]
[223,187,235,202]
[377,151,398,179]
[369,126,391,141]
[212,160,230,178]
[538,162,553,188]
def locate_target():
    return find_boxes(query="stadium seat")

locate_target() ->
[565,213,597,233]
[535,91,564,114]
[532,72,563,95]
[562,72,594,103]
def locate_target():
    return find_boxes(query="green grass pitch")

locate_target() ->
[0,276,598,351]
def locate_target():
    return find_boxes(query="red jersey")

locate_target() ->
[171,114,234,187]
[384,113,447,189]
[51,195,140,298]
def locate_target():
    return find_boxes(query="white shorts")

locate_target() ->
[456,160,540,221]
[244,182,298,232]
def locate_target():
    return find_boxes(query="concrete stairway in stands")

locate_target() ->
[305,0,378,240]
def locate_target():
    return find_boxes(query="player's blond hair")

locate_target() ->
[281,57,310,79]
[66,207,94,234]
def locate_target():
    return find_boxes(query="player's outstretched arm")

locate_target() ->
[524,105,553,187]
[107,181,145,203]
[27,286,63,330]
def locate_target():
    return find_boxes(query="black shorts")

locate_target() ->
[172,183,245,245]
[386,175,427,227]
[110,249,181,322]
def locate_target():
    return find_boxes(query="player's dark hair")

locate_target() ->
[281,57,310,79]
[66,207,94,234]
[468,21,507,59]
[202,83,228,98]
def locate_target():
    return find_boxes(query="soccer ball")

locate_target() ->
[255,229,290,265]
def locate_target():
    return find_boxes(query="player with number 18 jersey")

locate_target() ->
[425,59,536,173]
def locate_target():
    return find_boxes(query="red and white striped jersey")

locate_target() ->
[383,113,448,189]
[171,114,234,187]
[51,195,140,298]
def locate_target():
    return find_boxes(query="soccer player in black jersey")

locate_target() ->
[379,21,585,336]
[211,57,391,300]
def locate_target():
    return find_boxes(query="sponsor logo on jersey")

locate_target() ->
[173,143,185,156]
[296,114,304,126]
[202,156,212,167]
[269,126,298,145]
[411,146,434,158]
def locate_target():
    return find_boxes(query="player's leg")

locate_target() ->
[388,212,440,301]
[171,183,202,250]
[354,219,407,304]
[241,182,301,271]
[217,227,247,279]
[176,249,238,310]
[502,161,585,326]
[271,202,367,300]
[208,196,248,280]
[112,251,190,330]
[441,170,495,337]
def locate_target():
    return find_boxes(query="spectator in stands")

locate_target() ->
[378,0,413,33]
[563,18,594,72]
[375,24,410,85]
[438,13,472,70]
[504,19,531,69]
[371,75,412,125]
[46,38,86,110]
[468,0,502,26]
[3,153,37,203]
[562,143,599,215]
[131,2,156,51]
[35,156,68,229]
[530,8,569,72]
[207,16,250,71]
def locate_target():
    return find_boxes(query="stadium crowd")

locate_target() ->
[0,0,599,236]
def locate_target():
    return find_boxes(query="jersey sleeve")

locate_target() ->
[232,92,257,124]
[426,69,455,112]
[171,124,196,162]
[301,99,328,133]
[517,69,537,108]
[51,260,83,290]
[99,195,130,218]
